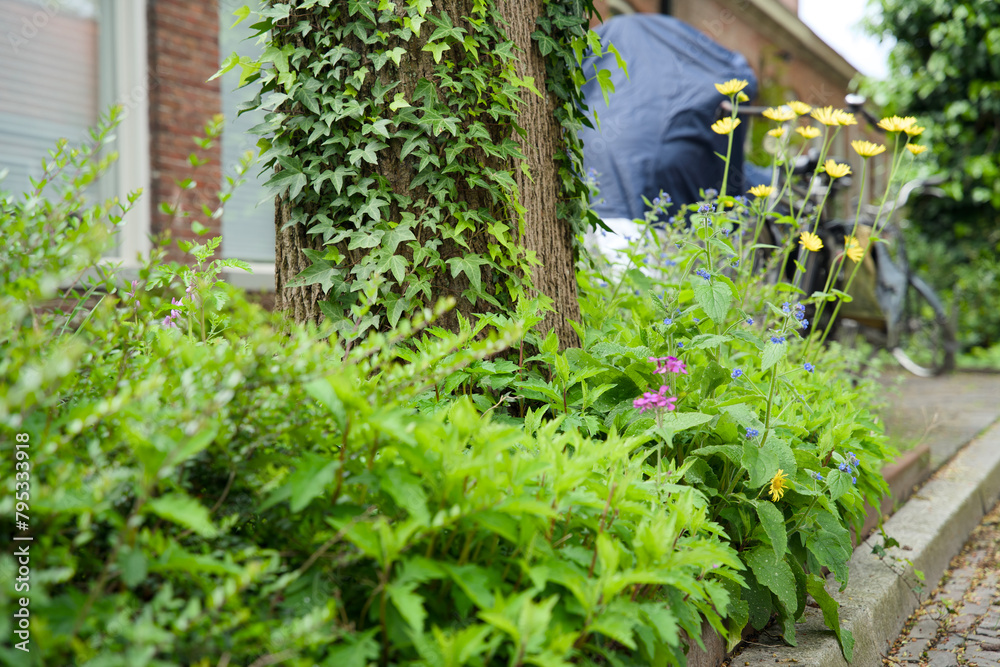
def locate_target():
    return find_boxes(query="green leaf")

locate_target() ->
[446,255,490,293]
[807,574,854,662]
[753,500,787,558]
[692,279,732,324]
[304,378,347,430]
[290,460,340,513]
[596,68,616,106]
[388,581,426,632]
[147,493,218,538]
[322,629,380,667]
[119,548,148,589]
[742,441,778,488]
[761,339,789,372]
[422,41,450,63]
[746,546,797,615]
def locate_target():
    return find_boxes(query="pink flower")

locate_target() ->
[650,356,688,375]
[633,385,678,413]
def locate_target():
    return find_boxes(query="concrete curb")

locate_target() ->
[732,417,1000,667]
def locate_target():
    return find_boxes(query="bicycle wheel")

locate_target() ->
[890,275,956,377]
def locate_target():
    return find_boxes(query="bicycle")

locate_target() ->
[727,97,957,376]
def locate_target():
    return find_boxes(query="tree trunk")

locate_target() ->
[272,1,581,347]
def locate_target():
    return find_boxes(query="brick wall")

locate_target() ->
[147,0,223,260]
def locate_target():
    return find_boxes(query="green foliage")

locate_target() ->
[868,0,1000,353]
[869,0,1000,242]
[220,0,606,336]
[0,119,742,667]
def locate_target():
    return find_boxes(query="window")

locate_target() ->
[218,0,274,264]
[0,0,150,263]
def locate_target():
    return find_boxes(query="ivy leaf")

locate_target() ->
[265,169,308,199]
[596,68,616,106]
[390,92,411,111]
[230,4,250,28]
[422,41,451,63]
[446,255,490,293]
[388,46,406,66]
[347,141,386,166]
[329,164,357,195]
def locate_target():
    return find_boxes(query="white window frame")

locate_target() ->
[105,0,152,268]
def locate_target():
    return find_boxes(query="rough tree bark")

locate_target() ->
[274,1,581,347]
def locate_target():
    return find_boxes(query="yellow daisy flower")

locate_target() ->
[799,231,824,252]
[844,236,865,263]
[835,110,858,126]
[796,126,821,140]
[852,140,887,158]
[737,91,750,103]
[810,106,841,126]
[767,127,787,138]
[769,469,789,502]
[788,100,812,116]
[748,184,774,198]
[904,125,926,136]
[907,143,928,155]
[877,115,917,133]
[762,106,796,122]
[715,79,749,96]
[711,117,742,135]
[823,160,852,179]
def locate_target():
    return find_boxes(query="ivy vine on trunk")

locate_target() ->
[225,0,605,347]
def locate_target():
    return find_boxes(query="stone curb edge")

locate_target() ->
[732,417,1000,667]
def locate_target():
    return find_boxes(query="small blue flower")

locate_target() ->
[812,472,823,481]
[731,258,740,267]
[771,336,786,344]
[838,463,848,472]
[735,195,748,206]
[852,476,857,484]
[781,302,791,314]
[665,259,677,267]
[696,268,711,280]
[693,317,700,323]
[705,188,719,198]
[804,362,815,373]
[794,309,806,320]
[745,427,760,439]
[800,319,810,329]
[731,368,743,379]
[698,203,714,213]
[598,281,608,287]
[795,303,806,313]
[746,317,754,325]
[677,342,684,348]
[721,227,730,236]
[664,317,673,325]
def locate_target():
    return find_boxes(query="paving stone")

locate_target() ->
[926,649,960,666]
[897,637,931,659]
[910,618,941,639]
[951,614,982,633]
[937,635,968,651]
[967,634,1000,648]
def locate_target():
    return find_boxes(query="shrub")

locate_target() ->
[0,117,741,667]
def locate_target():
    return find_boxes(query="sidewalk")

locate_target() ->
[730,371,1000,667]
[886,500,1000,666]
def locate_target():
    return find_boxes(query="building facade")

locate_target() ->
[0,0,878,288]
